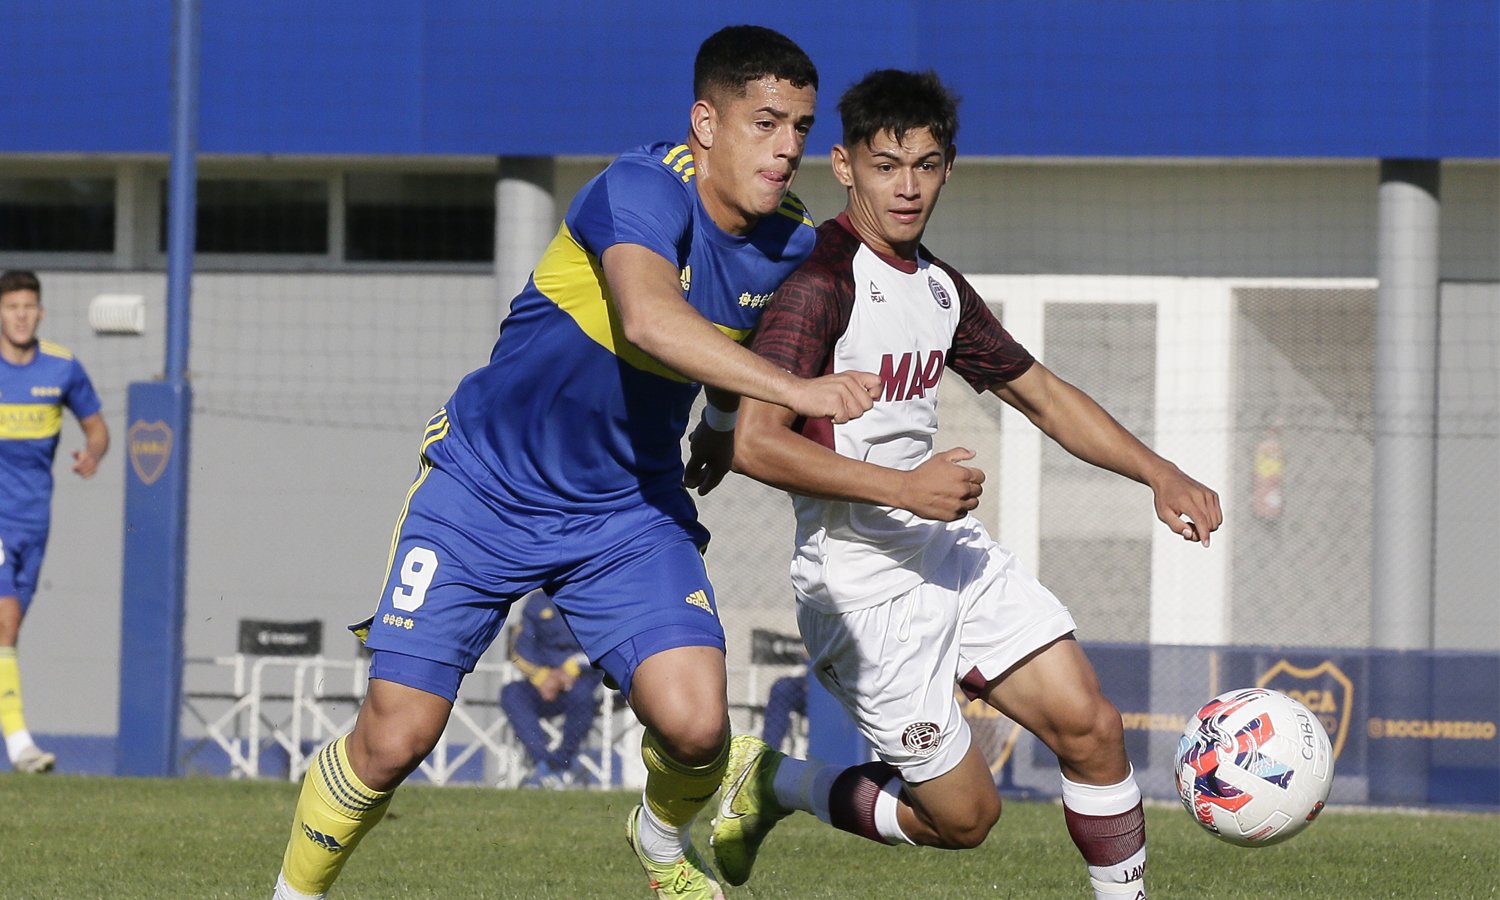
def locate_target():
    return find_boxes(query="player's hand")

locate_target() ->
[787,371,883,424]
[538,668,567,703]
[72,450,100,479]
[1150,465,1223,547]
[684,421,734,496]
[897,447,985,521]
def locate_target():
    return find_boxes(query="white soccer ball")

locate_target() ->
[1174,687,1334,847]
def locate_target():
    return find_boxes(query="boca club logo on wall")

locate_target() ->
[128,420,174,486]
[1257,658,1354,759]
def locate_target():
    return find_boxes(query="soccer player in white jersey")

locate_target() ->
[712,70,1222,900]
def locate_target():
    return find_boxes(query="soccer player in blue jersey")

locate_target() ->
[0,270,109,774]
[272,26,881,900]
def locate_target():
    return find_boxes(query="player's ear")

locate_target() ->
[831,144,853,188]
[690,99,715,149]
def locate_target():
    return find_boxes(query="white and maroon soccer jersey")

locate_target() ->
[750,214,1035,612]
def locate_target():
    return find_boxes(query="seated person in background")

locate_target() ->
[761,665,808,754]
[500,592,604,788]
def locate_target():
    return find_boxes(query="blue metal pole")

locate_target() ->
[116,0,198,777]
[164,0,198,385]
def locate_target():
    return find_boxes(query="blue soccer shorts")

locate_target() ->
[0,526,48,612]
[357,420,725,703]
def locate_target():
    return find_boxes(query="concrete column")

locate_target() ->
[494,156,556,321]
[1372,159,1441,650]
[1150,285,1234,645]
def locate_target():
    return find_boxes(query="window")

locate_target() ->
[0,177,114,252]
[159,179,328,254]
[345,173,494,262]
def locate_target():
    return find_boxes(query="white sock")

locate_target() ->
[1089,847,1147,898]
[636,800,688,864]
[5,729,34,760]
[872,778,914,845]
[772,755,841,823]
[272,871,324,900]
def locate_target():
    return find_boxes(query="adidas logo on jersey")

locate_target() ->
[869,282,886,303]
[684,589,713,614]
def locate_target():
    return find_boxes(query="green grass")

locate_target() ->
[0,775,1495,899]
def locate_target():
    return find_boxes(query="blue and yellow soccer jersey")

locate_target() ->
[0,341,101,530]
[446,141,815,510]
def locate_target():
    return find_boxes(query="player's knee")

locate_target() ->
[929,795,1001,850]
[648,713,729,767]
[1050,695,1126,767]
[348,718,442,789]
[498,681,527,714]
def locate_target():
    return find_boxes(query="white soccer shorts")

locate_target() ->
[796,520,1077,783]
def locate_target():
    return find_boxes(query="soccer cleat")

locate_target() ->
[11,743,56,774]
[710,735,791,886]
[626,804,725,900]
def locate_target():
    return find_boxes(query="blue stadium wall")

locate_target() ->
[1,0,1496,158]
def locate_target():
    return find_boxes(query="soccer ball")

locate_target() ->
[1174,687,1333,847]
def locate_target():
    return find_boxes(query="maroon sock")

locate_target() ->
[827,760,901,844]
[1063,800,1146,871]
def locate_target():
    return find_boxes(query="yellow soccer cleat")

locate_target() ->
[710,735,792,886]
[626,804,725,900]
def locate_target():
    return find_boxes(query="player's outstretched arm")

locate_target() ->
[603,244,880,423]
[734,396,984,521]
[992,362,1222,545]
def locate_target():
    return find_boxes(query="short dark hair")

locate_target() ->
[838,69,960,151]
[693,25,817,103]
[0,270,40,300]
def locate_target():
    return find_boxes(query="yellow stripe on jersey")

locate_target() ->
[380,411,450,590]
[533,223,749,381]
[0,403,63,440]
[661,146,696,182]
[777,192,814,227]
[38,340,73,360]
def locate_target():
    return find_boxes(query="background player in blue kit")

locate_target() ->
[273,26,882,900]
[500,591,603,788]
[0,270,109,774]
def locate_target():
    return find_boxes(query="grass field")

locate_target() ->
[0,775,1495,899]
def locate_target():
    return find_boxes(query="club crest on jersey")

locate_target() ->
[927,276,951,309]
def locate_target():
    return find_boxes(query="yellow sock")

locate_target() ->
[641,729,730,827]
[0,647,27,738]
[280,735,392,895]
